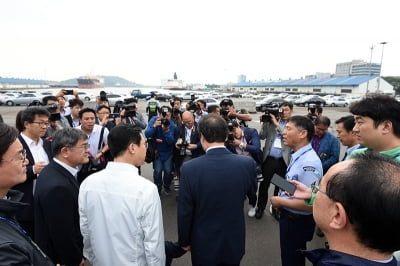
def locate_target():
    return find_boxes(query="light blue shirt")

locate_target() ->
[280,143,323,215]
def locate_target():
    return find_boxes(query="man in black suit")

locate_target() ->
[178,114,257,266]
[35,128,89,265]
[12,106,52,239]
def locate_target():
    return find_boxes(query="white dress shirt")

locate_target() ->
[79,162,165,266]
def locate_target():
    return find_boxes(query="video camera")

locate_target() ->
[113,97,138,116]
[187,101,200,113]
[28,101,61,121]
[261,105,281,123]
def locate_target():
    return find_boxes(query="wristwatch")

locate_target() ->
[239,143,244,149]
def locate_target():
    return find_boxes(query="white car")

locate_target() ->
[106,94,128,106]
[325,97,348,107]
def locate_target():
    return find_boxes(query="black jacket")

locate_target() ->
[34,160,83,265]
[12,135,52,224]
[0,190,54,265]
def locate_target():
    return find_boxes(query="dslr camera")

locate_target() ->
[226,120,238,142]
[307,103,318,122]
[220,107,230,117]
[176,138,189,156]
[160,107,170,127]
[261,106,281,123]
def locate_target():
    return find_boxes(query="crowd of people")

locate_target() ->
[0,89,399,266]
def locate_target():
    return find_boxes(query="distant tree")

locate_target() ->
[383,76,400,95]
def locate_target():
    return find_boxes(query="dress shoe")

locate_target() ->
[255,208,264,219]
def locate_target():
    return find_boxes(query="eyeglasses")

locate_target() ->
[67,143,90,150]
[311,183,327,195]
[1,149,27,163]
[32,121,50,127]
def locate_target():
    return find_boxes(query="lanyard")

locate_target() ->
[286,148,312,177]
[0,216,29,237]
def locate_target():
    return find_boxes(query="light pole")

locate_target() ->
[377,41,387,92]
[366,44,374,95]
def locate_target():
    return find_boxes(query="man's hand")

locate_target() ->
[34,161,47,174]
[270,196,283,210]
[290,180,312,199]
[182,245,191,251]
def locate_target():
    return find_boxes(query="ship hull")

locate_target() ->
[77,77,104,89]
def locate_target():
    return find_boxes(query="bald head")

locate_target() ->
[182,111,194,128]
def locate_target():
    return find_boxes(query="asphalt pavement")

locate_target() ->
[0,99,350,265]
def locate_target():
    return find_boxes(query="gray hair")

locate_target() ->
[52,128,87,156]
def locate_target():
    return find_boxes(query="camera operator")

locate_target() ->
[219,98,252,127]
[93,91,109,112]
[116,98,147,130]
[145,106,177,195]
[306,103,319,122]
[225,119,262,217]
[55,89,80,116]
[41,96,71,138]
[173,111,204,188]
[255,101,293,219]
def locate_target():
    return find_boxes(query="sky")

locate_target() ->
[1,0,398,85]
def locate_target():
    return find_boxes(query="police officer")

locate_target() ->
[270,116,323,266]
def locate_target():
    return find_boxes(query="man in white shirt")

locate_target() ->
[76,108,109,162]
[12,106,52,238]
[79,124,165,266]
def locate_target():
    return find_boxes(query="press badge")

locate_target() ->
[273,137,282,148]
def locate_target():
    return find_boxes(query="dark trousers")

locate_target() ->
[279,210,315,266]
[257,156,287,210]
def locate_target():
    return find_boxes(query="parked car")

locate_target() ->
[106,93,128,106]
[4,93,41,106]
[256,97,285,112]
[325,96,348,107]
[155,93,172,102]
[229,93,242,98]
[294,96,326,107]
[197,97,219,107]
[78,91,95,101]
[284,95,301,104]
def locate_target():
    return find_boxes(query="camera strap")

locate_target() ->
[98,126,105,152]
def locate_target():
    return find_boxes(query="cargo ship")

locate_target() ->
[160,72,187,90]
[77,76,104,89]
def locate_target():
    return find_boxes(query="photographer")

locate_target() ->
[96,105,122,131]
[42,96,70,138]
[93,91,109,112]
[145,106,177,195]
[170,97,183,125]
[225,120,262,217]
[255,101,293,219]
[55,89,80,116]
[219,98,252,127]
[306,103,319,122]
[194,99,208,123]
[115,98,147,130]
[174,111,204,182]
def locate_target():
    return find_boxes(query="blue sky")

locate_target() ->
[1,0,398,85]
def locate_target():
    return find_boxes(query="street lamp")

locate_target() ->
[366,44,375,95]
[377,41,387,92]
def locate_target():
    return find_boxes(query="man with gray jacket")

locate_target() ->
[255,101,293,219]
